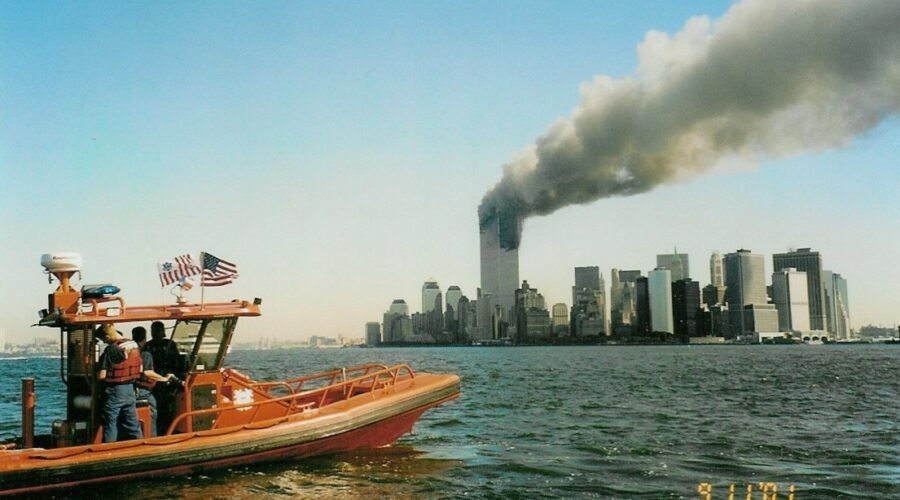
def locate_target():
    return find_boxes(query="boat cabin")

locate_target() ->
[35,252,261,446]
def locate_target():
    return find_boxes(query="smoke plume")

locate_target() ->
[479,0,900,249]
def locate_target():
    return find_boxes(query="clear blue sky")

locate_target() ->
[2,1,897,343]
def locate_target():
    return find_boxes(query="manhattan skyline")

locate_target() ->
[1,1,898,342]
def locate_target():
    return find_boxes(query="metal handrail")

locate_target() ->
[251,363,390,395]
[165,364,415,436]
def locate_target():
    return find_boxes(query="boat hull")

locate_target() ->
[0,373,459,496]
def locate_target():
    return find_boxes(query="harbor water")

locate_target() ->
[1,345,898,498]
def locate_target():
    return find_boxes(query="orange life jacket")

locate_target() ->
[105,343,142,384]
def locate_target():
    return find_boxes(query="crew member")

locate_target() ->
[97,323,143,442]
[131,326,175,437]
[145,321,182,435]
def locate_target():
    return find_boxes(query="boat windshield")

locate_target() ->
[171,317,237,372]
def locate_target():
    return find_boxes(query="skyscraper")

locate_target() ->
[724,249,778,336]
[648,268,674,334]
[634,277,651,335]
[610,269,641,334]
[710,251,725,287]
[515,280,551,341]
[552,303,569,336]
[572,266,601,304]
[772,268,810,332]
[445,285,463,321]
[824,271,851,340]
[773,248,826,331]
[657,250,690,282]
[365,322,381,346]
[383,299,412,343]
[672,279,701,337]
[422,280,443,335]
[479,212,520,322]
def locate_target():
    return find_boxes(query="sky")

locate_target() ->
[1,1,898,343]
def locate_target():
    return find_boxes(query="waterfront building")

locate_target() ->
[772,268,810,332]
[634,277,651,335]
[445,286,463,321]
[724,249,778,336]
[657,250,690,282]
[702,284,726,308]
[773,248,827,331]
[422,280,443,335]
[382,299,412,343]
[672,279,701,337]
[365,322,381,346]
[551,303,569,336]
[610,269,641,335]
[571,287,607,337]
[648,268,674,334]
[710,252,725,287]
[572,266,601,305]
[824,271,851,340]
[515,280,551,342]
[475,289,495,340]
[479,211,520,327]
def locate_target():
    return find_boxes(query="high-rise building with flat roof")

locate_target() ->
[479,213,520,321]
[573,266,601,304]
[773,248,826,331]
[648,268,674,334]
[634,277,651,335]
[552,303,569,336]
[365,322,381,346]
[657,251,690,282]
[672,279,701,337]
[725,249,778,336]
[772,268,810,332]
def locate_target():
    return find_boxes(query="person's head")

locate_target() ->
[132,326,147,344]
[98,323,121,343]
[151,321,166,340]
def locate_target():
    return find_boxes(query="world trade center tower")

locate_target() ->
[479,210,521,320]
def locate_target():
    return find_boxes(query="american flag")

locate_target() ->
[201,252,239,287]
[158,254,201,287]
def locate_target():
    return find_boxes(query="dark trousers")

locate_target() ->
[100,383,143,442]
[153,386,176,436]
[136,387,158,437]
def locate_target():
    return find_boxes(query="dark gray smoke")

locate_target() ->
[479,0,900,249]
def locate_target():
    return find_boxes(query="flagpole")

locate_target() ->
[200,251,206,311]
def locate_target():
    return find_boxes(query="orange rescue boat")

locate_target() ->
[0,253,460,496]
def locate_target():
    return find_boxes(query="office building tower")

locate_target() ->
[657,250,690,282]
[634,277,651,335]
[610,269,641,334]
[824,271,851,340]
[772,269,810,332]
[383,299,412,343]
[773,248,827,331]
[571,288,607,337]
[365,322,381,346]
[445,286,463,321]
[702,284,726,307]
[389,299,409,316]
[573,266,601,305]
[552,303,569,336]
[479,211,520,322]
[515,281,551,341]
[672,279,701,337]
[710,252,725,287]
[456,296,472,343]
[422,280,444,335]
[648,269,674,334]
[725,249,779,336]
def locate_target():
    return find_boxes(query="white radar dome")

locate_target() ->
[41,252,83,273]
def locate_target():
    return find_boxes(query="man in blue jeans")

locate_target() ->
[97,323,143,442]
[131,326,175,436]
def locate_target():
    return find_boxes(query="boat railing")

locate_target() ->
[165,363,416,436]
[249,363,391,396]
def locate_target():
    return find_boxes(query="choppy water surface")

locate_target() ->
[2,345,898,499]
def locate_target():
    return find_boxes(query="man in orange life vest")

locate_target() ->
[97,323,144,442]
